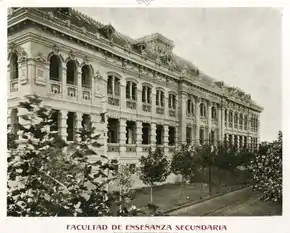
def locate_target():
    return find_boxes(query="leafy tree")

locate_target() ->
[139,147,170,203]
[215,143,241,187]
[195,144,215,196]
[251,131,282,203]
[171,145,196,201]
[7,95,120,216]
[114,163,134,216]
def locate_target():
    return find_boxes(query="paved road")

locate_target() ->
[168,187,281,216]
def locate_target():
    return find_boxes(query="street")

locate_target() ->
[168,187,282,216]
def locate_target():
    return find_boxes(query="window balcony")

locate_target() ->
[168,146,176,153]
[108,96,120,106]
[82,90,91,100]
[67,85,77,99]
[142,103,151,112]
[126,100,137,110]
[156,107,164,115]
[142,144,150,152]
[169,109,176,117]
[108,143,120,152]
[126,144,137,152]
[50,80,62,96]
[10,80,18,92]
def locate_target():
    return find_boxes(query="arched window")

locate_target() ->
[142,85,151,104]
[49,55,61,81]
[234,112,238,129]
[156,90,165,107]
[107,75,120,96]
[126,81,137,100]
[81,65,91,88]
[229,111,233,127]
[10,53,18,80]
[200,103,206,117]
[187,99,192,114]
[66,60,77,85]
[239,113,243,129]
[244,116,248,130]
[211,106,217,119]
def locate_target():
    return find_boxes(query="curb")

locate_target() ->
[162,185,251,214]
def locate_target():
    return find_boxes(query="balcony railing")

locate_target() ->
[142,144,150,152]
[126,145,136,152]
[50,80,62,96]
[10,80,18,92]
[82,89,91,100]
[67,84,77,98]
[108,96,120,106]
[142,104,151,112]
[169,109,176,117]
[156,107,164,115]
[126,100,137,110]
[108,143,120,152]
[168,146,175,153]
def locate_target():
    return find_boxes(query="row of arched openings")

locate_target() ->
[186,100,217,119]
[49,55,92,88]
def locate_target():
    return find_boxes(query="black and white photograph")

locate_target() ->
[5,4,283,221]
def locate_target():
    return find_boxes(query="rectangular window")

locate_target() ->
[186,127,192,145]
[126,82,130,99]
[142,86,146,103]
[132,83,137,100]
[168,126,176,146]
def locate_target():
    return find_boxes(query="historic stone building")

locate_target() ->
[7,8,262,183]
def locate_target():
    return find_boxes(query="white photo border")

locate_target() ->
[1,1,289,233]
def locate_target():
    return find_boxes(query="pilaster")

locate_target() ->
[178,92,187,145]
[195,97,201,146]
[75,112,83,142]
[119,118,127,156]
[136,120,143,153]
[59,110,68,141]
[164,124,169,154]
[150,122,157,150]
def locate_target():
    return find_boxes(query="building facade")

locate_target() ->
[7,8,263,177]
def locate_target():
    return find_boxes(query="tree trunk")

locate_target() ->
[150,186,153,203]
[209,164,212,196]
[180,176,184,202]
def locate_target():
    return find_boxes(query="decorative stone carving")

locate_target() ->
[68,50,76,60]
[8,43,28,59]
[121,59,127,73]
[52,44,60,54]
[124,41,132,53]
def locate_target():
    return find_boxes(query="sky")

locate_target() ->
[76,7,282,142]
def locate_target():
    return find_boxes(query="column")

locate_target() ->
[151,87,156,114]
[112,76,115,95]
[150,122,156,151]
[164,94,169,118]
[75,112,83,142]
[77,67,82,101]
[195,97,201,146]
[7,108,12,126]
[120,79,126,110]
[220,106,225,142]
[129,81,132,99]
[257,116,260,146]
[178,92,187,145]
[137,84,142,114]
[207,101,212,143]
[59,110,68,141]
[136,120,143,153]
[119,118,127,156]
[62,64,67,98]
[164,124,169,154]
